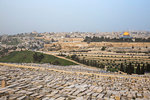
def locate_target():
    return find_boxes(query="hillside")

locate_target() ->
[0,50,77,66]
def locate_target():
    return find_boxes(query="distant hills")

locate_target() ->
[0,50,76,66]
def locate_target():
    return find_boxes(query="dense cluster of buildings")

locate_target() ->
[0,31,150,53]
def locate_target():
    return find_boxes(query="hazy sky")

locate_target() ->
[0,0,150,34]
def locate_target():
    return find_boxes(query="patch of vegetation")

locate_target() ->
[69,54,150,74]
[101,46,106,51]
[70,54,105,69]
[107,66,118,72]
[0,50,77,66]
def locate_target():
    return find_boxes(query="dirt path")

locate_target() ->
[39,51,100,70]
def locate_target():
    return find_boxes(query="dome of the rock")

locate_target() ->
[123,32,130,36]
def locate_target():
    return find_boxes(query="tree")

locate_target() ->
[127,63,134,75]
[33,53,38,62]
[100,63,105,69]
[86,60,89,66]
[33,53,44,63]
[71,54,77,60]
[101,46,106,51]
[38,54,44,62]
[120,63,124,72]
[146,63,150,72]
[131,63,134,74]
[12,46,17,50]
[141,64,145,74]
[53,60,60,65]
[136,64,141,74]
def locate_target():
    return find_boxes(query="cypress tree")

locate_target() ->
[136,63,141,74]
[131,63,134,74]
[127,63,131,74]
[124,65,127,73]
[86,60,89,66]
[141,64,145,74]
[120,63,124,72]
[146,63,150,72]
[148,64,150,72]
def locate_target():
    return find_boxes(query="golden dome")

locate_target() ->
[123,32,130,36]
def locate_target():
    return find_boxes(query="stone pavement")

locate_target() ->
[0,65,150,100]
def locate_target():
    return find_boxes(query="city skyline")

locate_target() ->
[0,0,150,34]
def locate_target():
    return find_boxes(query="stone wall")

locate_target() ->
[44,42,150,51]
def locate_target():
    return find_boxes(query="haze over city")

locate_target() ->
[1,1,150,100]
[0,0,150,34]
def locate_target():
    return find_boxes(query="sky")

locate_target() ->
[0,0,150,34]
